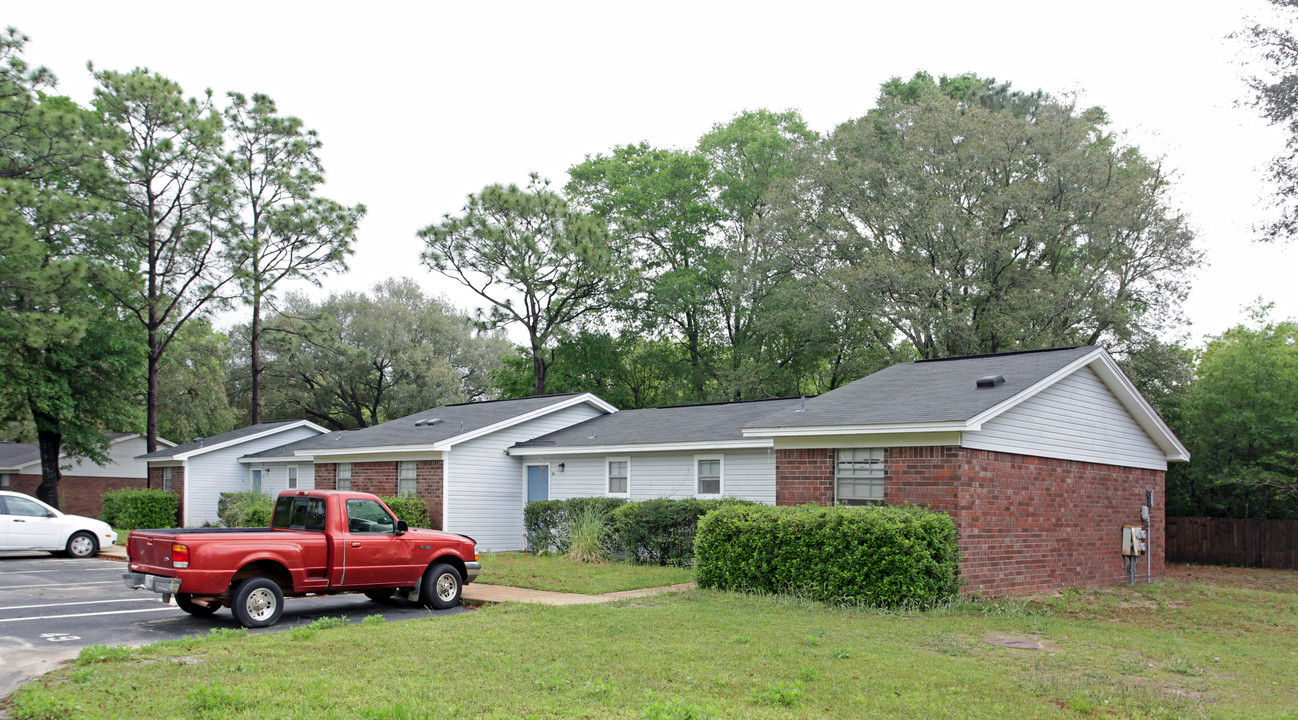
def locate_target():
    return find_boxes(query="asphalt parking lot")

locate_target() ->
[0,551,466,697]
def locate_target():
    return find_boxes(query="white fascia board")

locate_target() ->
[237,455,299,464]
[742,421,971,438]
[509,438,773,457]
[429,393,616,451]
[168,420,330,461]
[112,433,176,449]
[291,446,445,461]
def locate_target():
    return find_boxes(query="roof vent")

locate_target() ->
[195,437,204,447]
[589,429,597,440]
[414,418,445,427]
[976,375,1005,389]
[459,422,464,433]
[795,396,807,413]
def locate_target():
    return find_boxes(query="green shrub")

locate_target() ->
[100,489,178,530]
[524,497,626,553]
[217,492,275,528]
[610,498,756,566]
[379,495,434,529]
[694,504,961,607]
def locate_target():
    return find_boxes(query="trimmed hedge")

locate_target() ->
[380,495,435,529]
[217,492,275,528]
[100,489,179,531]
[694,504,961,607]
[610,497,756,566]
[525,497,626,553]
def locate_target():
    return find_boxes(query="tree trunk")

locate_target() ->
[34,425,62,509]
[146,341,160,457]
[250,294,262,424]
[531,342,547,396]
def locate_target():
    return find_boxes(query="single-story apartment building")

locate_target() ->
[141,346,1187,595]
[1,433,173,516]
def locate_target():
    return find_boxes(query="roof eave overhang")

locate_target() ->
[139,420,330,461]
[508,438,773,457]
[742,421,972,438]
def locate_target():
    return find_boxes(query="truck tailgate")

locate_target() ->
[127,531,178,569]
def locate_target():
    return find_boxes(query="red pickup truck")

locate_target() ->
[122,490,480,628]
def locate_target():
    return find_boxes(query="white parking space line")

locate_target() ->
[1,567,128,574]
[0,598,161,612]
[0,607,179,623]
[1,580,123,590]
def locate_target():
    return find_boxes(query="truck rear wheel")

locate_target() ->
[176,594,220,617]
[420,563,462,609]
[233,577,284,628]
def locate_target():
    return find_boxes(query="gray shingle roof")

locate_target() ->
[138,421,309,460]
[747,346,1099,429]
[0,442,39,469]
[519,397,805,448]
[261,394,592,455]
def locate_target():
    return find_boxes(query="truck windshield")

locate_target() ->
[271,497,327,531]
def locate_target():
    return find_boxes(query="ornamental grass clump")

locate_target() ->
[564,506,612,564]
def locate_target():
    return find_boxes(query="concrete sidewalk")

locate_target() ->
[100,547,694,605]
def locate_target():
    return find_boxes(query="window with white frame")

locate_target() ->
[287,465,298,490]
[251,468,263,494]
[836,448,885,505]
[161,467,173,493]
[398,461,417,496]
[1,473,9,490]
[606,458,629,496]
[695,456,722,496]
[336,462,352,491]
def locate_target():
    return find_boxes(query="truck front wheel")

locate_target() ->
[420,563,462,609]
[233,577,284,628]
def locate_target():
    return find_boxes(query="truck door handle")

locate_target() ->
[350,542,361,548]
[14,519,25,523]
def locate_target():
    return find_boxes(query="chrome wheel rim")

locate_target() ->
[69,535,94,557]
[435,572,457,602]
[246,588,276,621]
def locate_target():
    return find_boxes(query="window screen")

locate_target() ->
[697,458,721,495]
[398,461,417,496]
[336,462,352,491]
[608,460,628,494]
[836,448,885,505]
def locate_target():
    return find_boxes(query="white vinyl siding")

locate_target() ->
[180,426,323,526]
[963,366,1168,470]
[445,403,606,552]
[548,449,776,504]
[36,435,156,479]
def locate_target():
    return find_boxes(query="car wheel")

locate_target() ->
[364,588,395,603]
[65,531,98,559]
[419,563,462,610]
[175,594,220,617]
[232,577,284,628]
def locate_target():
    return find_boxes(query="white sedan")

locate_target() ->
[0,490,117,558]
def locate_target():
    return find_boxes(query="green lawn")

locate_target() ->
[7,566,1297,719]
[475,551,694,594]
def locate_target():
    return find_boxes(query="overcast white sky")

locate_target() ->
[9,0,1297,346]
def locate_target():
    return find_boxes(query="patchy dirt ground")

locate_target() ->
[1166,562,1298,593]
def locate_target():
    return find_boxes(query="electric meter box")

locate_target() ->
[1122,526,1147,556]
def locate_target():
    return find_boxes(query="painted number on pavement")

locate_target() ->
[40,633,80,642]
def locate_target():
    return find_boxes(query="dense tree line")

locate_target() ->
[2,21,1290,520]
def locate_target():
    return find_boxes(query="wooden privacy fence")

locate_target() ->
[1166,517,1298,569]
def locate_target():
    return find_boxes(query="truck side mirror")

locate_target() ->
[395,520,408,535]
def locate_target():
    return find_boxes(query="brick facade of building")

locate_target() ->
[774,446,1164,595]
[6,473,148,518]
[312,460,444,530]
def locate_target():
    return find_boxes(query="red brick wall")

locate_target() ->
[314,460,443,530]
[8,473,148,518]
[314,462,336,490]
[774,449,835,506]
[147,466,185,525]
[774,445,1166,596]
[951,449,1164,595]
